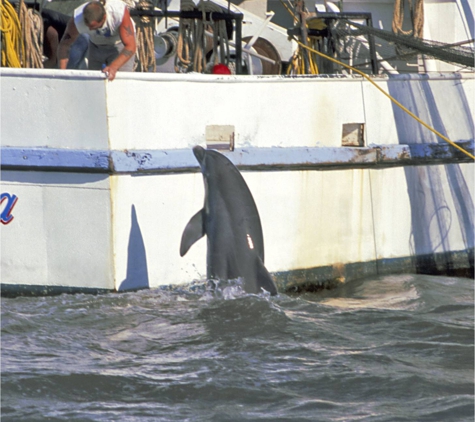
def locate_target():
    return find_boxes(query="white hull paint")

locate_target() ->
[1,69,474,294]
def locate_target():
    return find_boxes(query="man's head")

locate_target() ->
[83,2,106,30]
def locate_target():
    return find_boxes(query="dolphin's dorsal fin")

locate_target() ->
[180,209,205,257]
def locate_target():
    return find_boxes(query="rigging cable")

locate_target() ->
[291,37,474,160]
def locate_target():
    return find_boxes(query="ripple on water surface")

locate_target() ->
[1,274,474,421]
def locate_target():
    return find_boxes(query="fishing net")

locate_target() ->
[306,15,474,74]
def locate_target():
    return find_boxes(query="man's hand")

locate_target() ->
[102,65,119,81]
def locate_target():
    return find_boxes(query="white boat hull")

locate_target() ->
[1,69,473,294]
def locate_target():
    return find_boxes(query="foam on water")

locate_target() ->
[321,275,421,311]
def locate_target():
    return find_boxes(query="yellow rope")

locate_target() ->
[293,37,474,160]
[279,0,297,23]
[280,0,320,75]
[0,0,24,67]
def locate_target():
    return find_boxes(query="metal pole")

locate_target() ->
[366,16,378,74]
[234,13,243,74]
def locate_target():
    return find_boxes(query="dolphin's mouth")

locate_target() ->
[193,145,206,164]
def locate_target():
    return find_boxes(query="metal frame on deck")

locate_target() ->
[130,8,244,74]
[289,12,378,74]
[315,12,378,75]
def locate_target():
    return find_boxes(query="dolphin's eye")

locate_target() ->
[246,234,254,250]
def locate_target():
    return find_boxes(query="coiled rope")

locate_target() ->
[292,37,474,160]
[1,0,24,67]
[1,0,44,69]
[17,0,43,68]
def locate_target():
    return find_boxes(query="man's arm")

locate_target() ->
[57,18,80,69]
[103,8,136,81]
[43,26,60,68]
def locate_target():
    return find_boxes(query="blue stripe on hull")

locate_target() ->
[1,142,473,174]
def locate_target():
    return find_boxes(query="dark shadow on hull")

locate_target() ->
[387,77,474,276]
[118,205,150,292]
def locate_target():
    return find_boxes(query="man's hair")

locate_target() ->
[83,2,106,25]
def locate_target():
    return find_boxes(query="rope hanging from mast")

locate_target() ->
[392,0,424,38]
[17,0,44,68]
[135,0,156,72]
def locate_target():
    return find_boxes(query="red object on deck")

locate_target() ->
[212,64,232,75]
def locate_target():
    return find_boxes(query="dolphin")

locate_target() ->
[180,146,278,296]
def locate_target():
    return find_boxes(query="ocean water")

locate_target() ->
[1,274,474,422]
